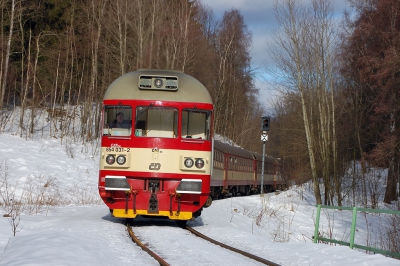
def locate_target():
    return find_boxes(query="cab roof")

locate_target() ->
[103,69,212,104]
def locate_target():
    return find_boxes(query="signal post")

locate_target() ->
[260,116,269,196]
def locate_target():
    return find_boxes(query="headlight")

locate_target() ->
[106,155,115,165]
[116,155,126,165]
[176,179,202,194]
[184,158,194,168]
[195,158,204,169]
[154,78,163,88]
[105,175,130,191]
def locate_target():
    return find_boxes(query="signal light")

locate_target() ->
[184,158,194,168]
[116,155,126,165]
[106,155,115,165]
[261,116,270,131]
[100,190,112,198]
[195,158,204,169]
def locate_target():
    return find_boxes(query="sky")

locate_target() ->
[0,110,399,265]
[199,0,352,112]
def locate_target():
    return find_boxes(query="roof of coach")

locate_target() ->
[253,152,276,164]
[214,140,277,163]
[103,69,212,104]
[214,140,253,160]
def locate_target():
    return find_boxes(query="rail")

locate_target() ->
[127,223,170,266]
[186,225,280,266]
[313,204,400,258]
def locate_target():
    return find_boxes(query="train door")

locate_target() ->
[223,153,229,189]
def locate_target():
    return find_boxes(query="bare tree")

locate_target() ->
[109,0,129,75]
[0,161,22,236]
[308,0,341,206]
[268,0,321,204]
[80,0,108,140]
[268,0,341,205]
[0,0,15,110]
[212,9,253,142]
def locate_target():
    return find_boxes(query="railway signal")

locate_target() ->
[261,116,269,131]
[260,116,270,196]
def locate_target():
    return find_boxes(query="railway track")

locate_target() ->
[185,225,280,266]
[126,222,280,266]
[127,223,170,266]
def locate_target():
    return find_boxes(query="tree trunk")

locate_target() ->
[0,0,15,109]
[384,151,399,203]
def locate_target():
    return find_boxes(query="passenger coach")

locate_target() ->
[211,140,280,198]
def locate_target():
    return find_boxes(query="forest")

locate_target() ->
[0,0,399,207]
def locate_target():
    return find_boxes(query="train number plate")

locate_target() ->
[105,147,130,152]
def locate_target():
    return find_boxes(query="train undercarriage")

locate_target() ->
[209,185,278,199]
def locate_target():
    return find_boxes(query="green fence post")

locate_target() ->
[349,206,357,249]
[314,204,321,243]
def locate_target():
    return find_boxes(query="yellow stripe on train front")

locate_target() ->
[112,209,193,220]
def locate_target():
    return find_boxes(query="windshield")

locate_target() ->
[182,109,211,140]
[103,106,132,136]
[135,106,178,138]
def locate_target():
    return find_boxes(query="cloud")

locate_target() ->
[199,0,350,110]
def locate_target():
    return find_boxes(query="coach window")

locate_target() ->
[135,106,178,138]
[181,109,211,140]
[103,106,132,136]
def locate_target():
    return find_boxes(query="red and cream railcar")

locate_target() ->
[211,141,280,198]
[253,152,283,192]
[98,69,213,224]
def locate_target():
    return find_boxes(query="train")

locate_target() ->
[211,139,283,199]
[98,69,284,226]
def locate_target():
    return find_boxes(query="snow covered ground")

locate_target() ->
[0,131,399,265]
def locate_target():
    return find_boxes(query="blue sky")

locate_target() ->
[200,0,351,112]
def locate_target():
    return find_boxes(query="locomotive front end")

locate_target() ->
[98,69,213,223]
